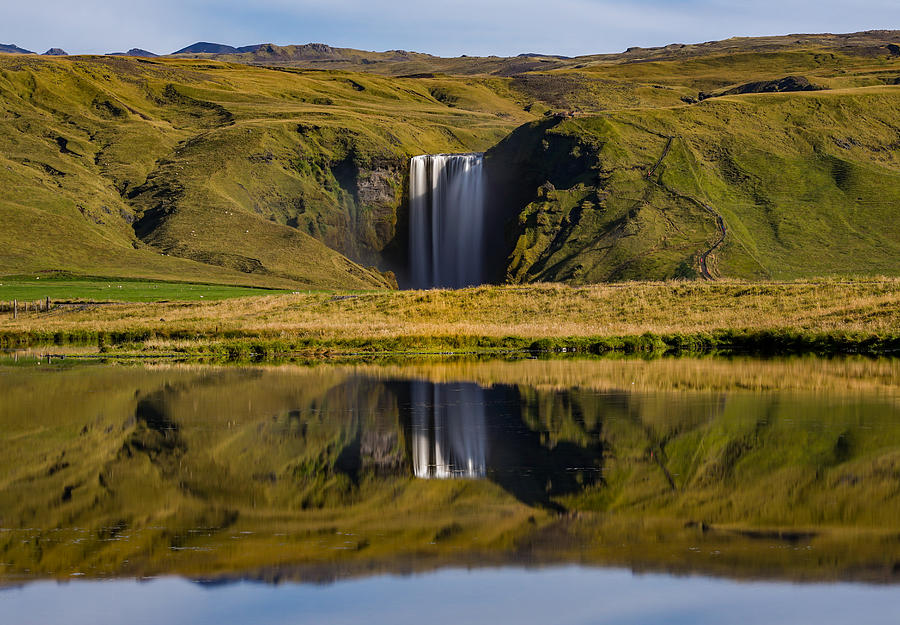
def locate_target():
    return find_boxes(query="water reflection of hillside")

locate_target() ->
[1,358,899,585]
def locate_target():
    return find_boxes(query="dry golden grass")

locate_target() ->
[2,279,898,344]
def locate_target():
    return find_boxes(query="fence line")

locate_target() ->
[3,298,53,316]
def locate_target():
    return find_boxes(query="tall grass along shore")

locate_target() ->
[1,278,898,359]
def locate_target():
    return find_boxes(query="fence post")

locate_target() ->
[46,296,50,312]
[13,299,17,320]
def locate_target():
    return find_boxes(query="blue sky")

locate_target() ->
[3,0,899,57]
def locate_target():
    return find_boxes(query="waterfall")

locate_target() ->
[411,381,488,479]
[409,153,486,289]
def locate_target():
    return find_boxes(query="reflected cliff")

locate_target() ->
[405,381,603,509]
[1,357,899,586]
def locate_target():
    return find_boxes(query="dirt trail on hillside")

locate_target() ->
[645,136,673,180]
[697,204,727,280]
[646,136,727,280]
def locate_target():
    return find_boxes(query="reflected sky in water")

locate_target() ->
[4,567,900,625]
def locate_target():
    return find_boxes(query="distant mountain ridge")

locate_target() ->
[107,48,158,57]
[5,30,898,72]
[161,31,900,76]
[0,43,34,54]
[173,42,263,54]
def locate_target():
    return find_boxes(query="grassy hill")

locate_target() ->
[0,55,528,287]
[489,88,900,282]
[1,31,899,287]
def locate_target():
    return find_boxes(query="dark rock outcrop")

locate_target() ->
[43,48,68,56]
[293,43,340,58]
[360,430,406,474]
[701,75,821,100]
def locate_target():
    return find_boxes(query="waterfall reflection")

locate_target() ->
[404,379,604,509]
[411,381,488,478]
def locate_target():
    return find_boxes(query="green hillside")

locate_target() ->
[490,88,900,282]
[1,31,899,287]
[0,55,527,288]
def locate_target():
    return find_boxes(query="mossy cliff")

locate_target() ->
[487,88,900,282]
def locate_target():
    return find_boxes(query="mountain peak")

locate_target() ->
[0,43,35,54]
[173,42,239,54]
[108,48,159,57]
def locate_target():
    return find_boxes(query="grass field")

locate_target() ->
[0,277,293,302]
[1,278,897,356]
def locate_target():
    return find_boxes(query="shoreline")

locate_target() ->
[3,328,899,362]
[1,279,898,360]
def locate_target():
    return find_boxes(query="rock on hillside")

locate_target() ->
[701,75,821,100]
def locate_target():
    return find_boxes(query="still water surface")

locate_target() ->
[1,356,899,622]
[4,568,900,625]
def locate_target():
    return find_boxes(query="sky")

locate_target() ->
[2,0,899,58]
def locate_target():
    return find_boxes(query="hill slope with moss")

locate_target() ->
[0,55,529,287]
[1,31,900,286]
[488,88,900,282]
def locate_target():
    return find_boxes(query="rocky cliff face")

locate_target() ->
[281,137,407,269]
[353,165,404,263]
[126,119,408,285]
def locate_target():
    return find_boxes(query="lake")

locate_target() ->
[2,355,899,623]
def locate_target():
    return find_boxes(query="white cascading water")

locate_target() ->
[411,382,488,479]
[409,153,486,289]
